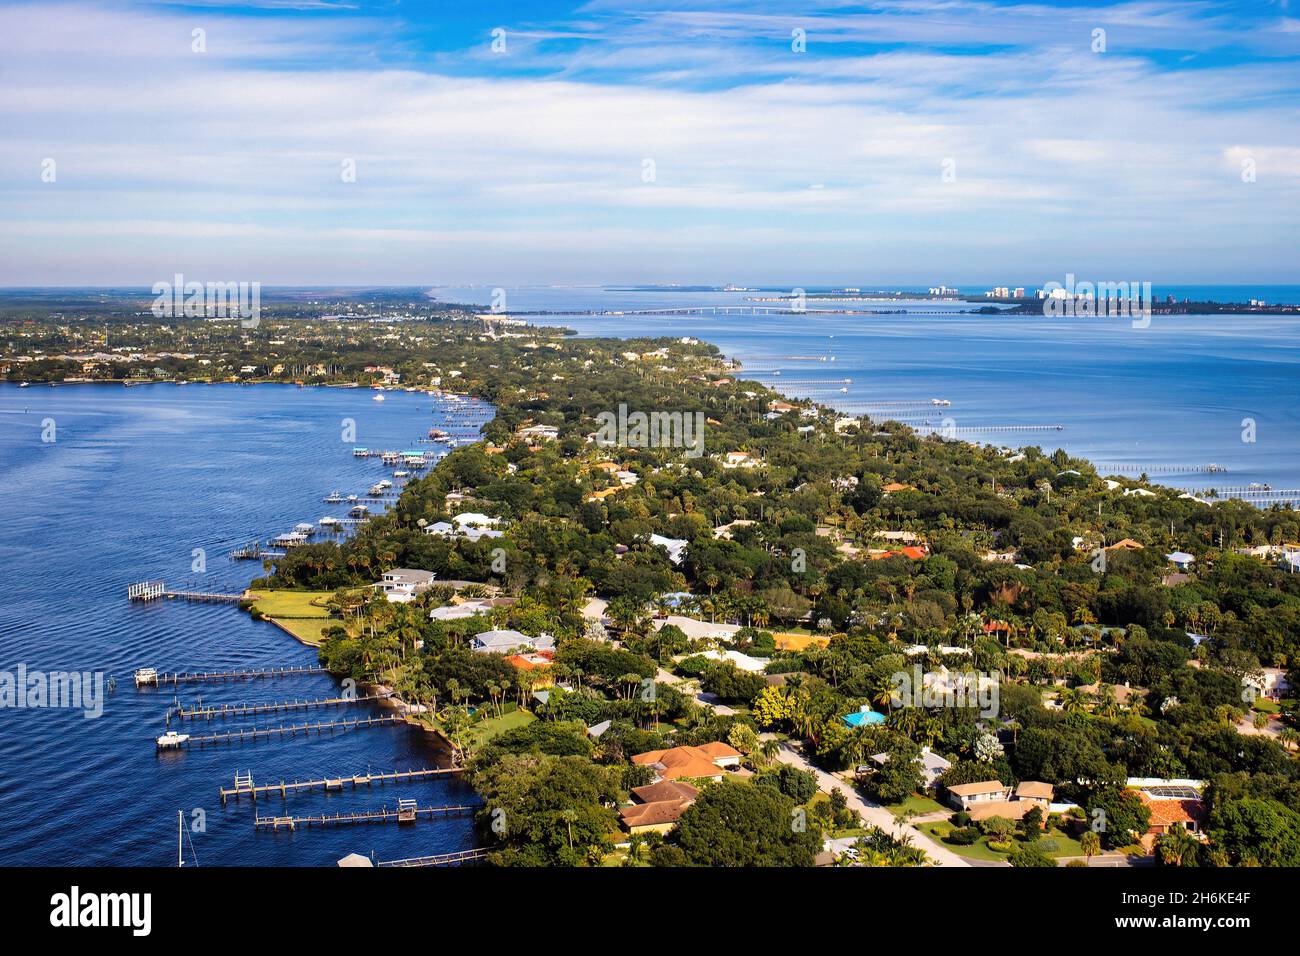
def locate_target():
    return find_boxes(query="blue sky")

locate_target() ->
[1,0,1298,286]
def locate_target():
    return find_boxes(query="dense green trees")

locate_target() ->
[672,780,822,866]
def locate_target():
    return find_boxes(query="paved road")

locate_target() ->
[656,664,970,866]
[774,741,976,867]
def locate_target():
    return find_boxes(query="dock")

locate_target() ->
[174,691,394,720]
[127,580,245,603]
[253,803,475,829]
[230,544,287,560]
[220,766,463,802]
[377,848,490,867]
[135,665,329,686]
[179,715,405,747]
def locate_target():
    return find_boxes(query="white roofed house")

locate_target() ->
[471,629,556,655]
[516,423,559,442]
[648,533,688,565]
[377,568,437,604]
[453,512,501,529]
[1165,551,1196,571]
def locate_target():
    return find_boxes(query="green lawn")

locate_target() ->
[248,589,336,617]
[888,793,947,818]
[456,707,536,748]
[921,821,1085,861]
[247,589,339,646]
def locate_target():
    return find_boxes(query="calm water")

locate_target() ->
[438,286,1300,492]
[0,383,487,866]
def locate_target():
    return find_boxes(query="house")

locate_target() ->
[377,568,436,603]
[618,780,699,835]
[713,519,756,540]
[720,451,760,469]
[1106,538,1145,552]
[693,648,767,673]
[1243,667,1291,701]
[947,780,1011,810]
[967,800,1034,823]
[453,512,500,528]
[516,423,559,442]
[505,652,554,677]
[631,742,742,783]
[874,530,921,543]
[1013,781,1055,811]
[919,747,952,786]
[471,629,555,655]
[428,599,494,621]
[1165,551,1195,570]
[647,533,688,565]
[857,746,951,788]
[881,482,913,494]
[1135,791,1205,849]
[870,545,929,561]
[841,705,886,729]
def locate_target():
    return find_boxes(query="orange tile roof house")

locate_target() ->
[632,742,742,782]
[947,780,1011,810]
[618,780,699,835]
[1136,791,1205,848]
[1106,538,1145,551]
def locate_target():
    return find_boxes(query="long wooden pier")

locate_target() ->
[377,847,490,867]
[137,665,329,686]
[180,715,404,747]
[175,691,393,721]
[220,766,462,802]
[127,580,245,603]
[254,803,475,829]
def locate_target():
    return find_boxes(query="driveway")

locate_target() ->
[774,741,973,868]
[656,667,735,715]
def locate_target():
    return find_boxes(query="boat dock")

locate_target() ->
[230,544,287,560]
[377,847,490,867]
[220,766,463,802]
[174,691,394,720]
[175,715,406,747]
[135,665,329,686]
[254,802,475,829]
[127,581,245,603]
[1189,486,1300,505]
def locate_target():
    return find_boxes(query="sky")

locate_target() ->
[1,0,1298,287]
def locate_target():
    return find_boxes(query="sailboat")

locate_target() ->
[176,810,199,867]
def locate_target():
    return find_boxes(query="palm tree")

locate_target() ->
[1080,830,1101,863]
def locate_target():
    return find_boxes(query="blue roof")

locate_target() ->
[842,710,885,728]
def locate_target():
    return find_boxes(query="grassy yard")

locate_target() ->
[247,589,339,646]
[921,821,1086,861]
[888,793,947,818]
[451,706,536,749]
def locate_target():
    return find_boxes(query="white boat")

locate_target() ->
[373,393,385,402]
[18,382,30,388]
[157,730,189,749]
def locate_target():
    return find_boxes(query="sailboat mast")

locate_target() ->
[178,810,184,867]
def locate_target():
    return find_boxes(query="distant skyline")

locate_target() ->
[2,0,1298,285]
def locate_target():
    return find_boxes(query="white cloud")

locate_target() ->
[0,1,1297,283]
